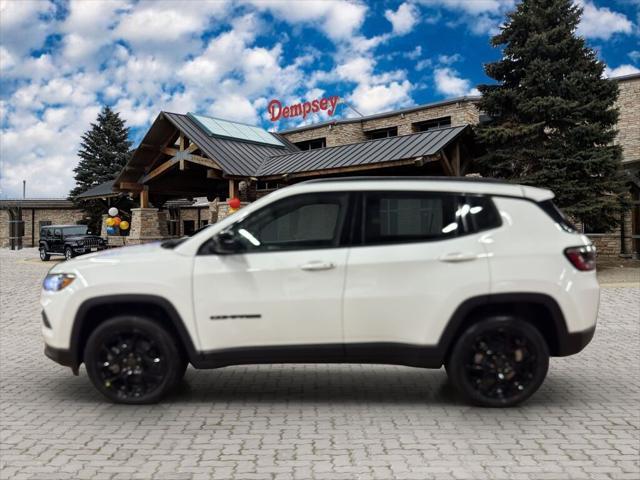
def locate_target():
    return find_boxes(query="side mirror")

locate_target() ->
[201,229,245,255]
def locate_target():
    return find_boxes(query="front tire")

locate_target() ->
[84,316,183,404]
[446,316,549,407]
[39,248,50,261]
[64,247,74,261]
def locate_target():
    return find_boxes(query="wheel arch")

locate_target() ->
[438,293,570,360]
[70,294,198,372]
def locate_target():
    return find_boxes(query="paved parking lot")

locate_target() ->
[1,248,638,480]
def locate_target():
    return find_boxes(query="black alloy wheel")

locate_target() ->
[40,248,50,261]
[64,247,73,261]
[84,316,184,404]
[446,317,549,407]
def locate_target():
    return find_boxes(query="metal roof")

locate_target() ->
[163,112,294,176]
[74,180,118,200]
[257,125,469,177]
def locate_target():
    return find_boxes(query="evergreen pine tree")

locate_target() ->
[70,106,132,230]
[476,0,626,230]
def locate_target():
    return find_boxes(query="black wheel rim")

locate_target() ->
[464,327,538,401]
[95,330,167,400]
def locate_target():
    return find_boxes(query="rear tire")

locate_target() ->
[84,315,183,404]
[39,248,50,261]
[446,316,549,407]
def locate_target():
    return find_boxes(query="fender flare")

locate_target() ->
[70,294,198,370]
[437,292,571,358]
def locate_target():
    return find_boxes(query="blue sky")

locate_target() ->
[1,0,638,198]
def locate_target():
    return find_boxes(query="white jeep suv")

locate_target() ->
[42,177,599,407]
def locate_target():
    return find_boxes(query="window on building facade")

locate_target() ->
[183,220,195,236]
[412,116,452,132]
[200,219,209,228]
[365,126,398,140]
[294,138,326,150]
[256,181,284,191]
[39,220,52,228]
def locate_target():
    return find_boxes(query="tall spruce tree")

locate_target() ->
[476,0,625,229]
[70,106,132,230]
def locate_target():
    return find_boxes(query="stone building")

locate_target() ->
[0,199,84,248]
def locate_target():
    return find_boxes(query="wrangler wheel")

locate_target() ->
[446,317,549,407]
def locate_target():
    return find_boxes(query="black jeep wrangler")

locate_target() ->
[39,225,107,261]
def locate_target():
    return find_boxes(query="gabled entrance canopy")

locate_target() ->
[115,111,476,206]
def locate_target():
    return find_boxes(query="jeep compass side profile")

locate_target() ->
[41,178,599,407]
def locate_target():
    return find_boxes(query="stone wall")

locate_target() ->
[616,75,640,164]
[0,208,84,248]
[281,99,480,147]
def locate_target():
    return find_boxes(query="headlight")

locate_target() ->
[43,273,76,292]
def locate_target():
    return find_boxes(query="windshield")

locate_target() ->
[63,226,89,236]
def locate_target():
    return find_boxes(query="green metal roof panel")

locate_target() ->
[188,113,284,147]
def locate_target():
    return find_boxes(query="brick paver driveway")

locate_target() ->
[1,248,638,480]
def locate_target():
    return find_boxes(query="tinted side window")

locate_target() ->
[463,195,502,233]
[364,192,463,245]
[237,193,349,252]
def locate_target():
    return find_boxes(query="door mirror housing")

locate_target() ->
[200,229,245,255]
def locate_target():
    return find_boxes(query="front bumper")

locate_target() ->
[44,344,79,375]
[72,245,106,255]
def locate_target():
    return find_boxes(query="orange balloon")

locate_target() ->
[112,217,121,226]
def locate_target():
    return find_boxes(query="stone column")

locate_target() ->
[208,198,219,224]
[127,208,168,245]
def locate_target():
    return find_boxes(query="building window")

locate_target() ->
[412,116,452,132]
[256,181,284,191]
[183,220,195,236]
[294,138,326,150]
[39,220,52,228]
[365,126,398,140]
[200,219,209,228]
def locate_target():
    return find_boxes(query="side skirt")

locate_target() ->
[191,343,444,369]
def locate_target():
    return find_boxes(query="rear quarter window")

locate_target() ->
[464,195,502,233]
[537,200,576,233]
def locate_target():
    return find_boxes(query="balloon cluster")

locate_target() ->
[105,207,129,235]
[227,197,241,213]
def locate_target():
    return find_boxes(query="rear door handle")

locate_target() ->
[300,261,335,271]
[439,252,478,263]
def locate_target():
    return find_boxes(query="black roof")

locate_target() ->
[257,125,469,177]
[74,180,118,200]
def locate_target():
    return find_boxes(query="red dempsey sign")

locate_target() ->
[268,96,340,121]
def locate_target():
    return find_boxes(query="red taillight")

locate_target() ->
[564,245,596,271]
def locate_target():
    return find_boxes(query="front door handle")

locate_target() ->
[439,252,478,263]
[300,261,335,271]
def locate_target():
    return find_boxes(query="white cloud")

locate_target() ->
[603,64,640,78]
[350,81,413,115]
[0,0,55,57]
[577,1,633,40]
[416,0,514,15]
[385,2,419,36]
[629,51,640,63]
[247,0,367,41]
[434,67,478,96]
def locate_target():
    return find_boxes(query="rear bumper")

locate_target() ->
[557,325,596,356]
